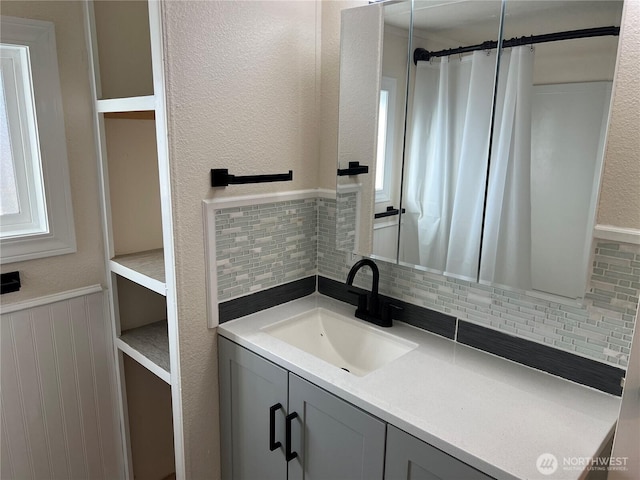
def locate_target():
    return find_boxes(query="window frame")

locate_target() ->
[375,76,397,204]
[1,43,49,236]
[1,16,76,264]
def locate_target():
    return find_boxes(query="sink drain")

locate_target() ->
[341,367,350,373]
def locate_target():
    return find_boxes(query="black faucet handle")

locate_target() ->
[347,289,369,313]
[381,301,403,325]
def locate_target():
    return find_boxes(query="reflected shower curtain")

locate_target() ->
[480,47,535,290]
[402,51,496,278]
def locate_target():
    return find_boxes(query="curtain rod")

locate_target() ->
[413,26,620,64]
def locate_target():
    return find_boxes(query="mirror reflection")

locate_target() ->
[399,0,503,279]
[477,0,622,298]
[371,0,412,262]
[337,0,412,262]
[337,0,624,301]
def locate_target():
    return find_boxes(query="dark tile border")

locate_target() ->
[219,276,316,323]
[318,276,457,339]
[457,321,625,396]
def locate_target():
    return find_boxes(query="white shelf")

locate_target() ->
[110,249,166,295]
[97,95,155,113]
[117,320,170,384]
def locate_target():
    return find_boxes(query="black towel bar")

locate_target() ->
[211,169,293,187]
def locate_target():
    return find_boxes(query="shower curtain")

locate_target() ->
[403,46,534,284]
[403,50,496,279]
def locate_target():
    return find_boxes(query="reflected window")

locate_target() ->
[376,76,396,203]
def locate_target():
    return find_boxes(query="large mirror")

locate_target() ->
[337,0,623,301]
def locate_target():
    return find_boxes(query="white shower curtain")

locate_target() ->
[402,46,534,284]
[402,50,496,279]
[480,46,535,290]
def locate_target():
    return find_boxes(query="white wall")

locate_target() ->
[0,1,106,303]
[530,82,611,298]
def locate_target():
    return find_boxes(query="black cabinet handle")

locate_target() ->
[285,412,298,462]
[269,403,282,451]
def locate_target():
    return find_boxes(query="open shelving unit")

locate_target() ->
[85,1,184,478]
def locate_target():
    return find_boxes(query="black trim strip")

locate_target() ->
[457,321,625,396]
[318,276,456,339]
[219,276,316,323]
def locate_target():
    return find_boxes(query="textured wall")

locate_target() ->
[597,1,640,229]
[0,1,106,303]
[161,1,321,477]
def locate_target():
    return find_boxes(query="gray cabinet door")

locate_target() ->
[218,337,288,480]
[385,425,493,480]
[288,374,386,480]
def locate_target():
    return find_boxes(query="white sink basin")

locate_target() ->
[262,308,417,376]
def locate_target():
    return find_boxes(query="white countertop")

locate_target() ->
[217,293,621,480]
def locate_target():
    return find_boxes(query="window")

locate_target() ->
[0,16,75,264]
[375,76,396,203]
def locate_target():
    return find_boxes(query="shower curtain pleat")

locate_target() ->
[480,46,535,290]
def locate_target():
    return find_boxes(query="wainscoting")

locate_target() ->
[1,287,122,479]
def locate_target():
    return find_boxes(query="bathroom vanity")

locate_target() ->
[218,294,621,480]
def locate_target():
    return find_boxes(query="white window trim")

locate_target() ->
[1,16,76,264]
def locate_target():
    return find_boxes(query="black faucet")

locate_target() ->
[346,259,401,328]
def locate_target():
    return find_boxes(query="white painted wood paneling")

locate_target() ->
[0,290,122,479]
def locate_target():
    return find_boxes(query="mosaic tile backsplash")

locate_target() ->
[317,198,638,368]
[335,191,357,252]
[215,195,638,368]
[215,198,317,301]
